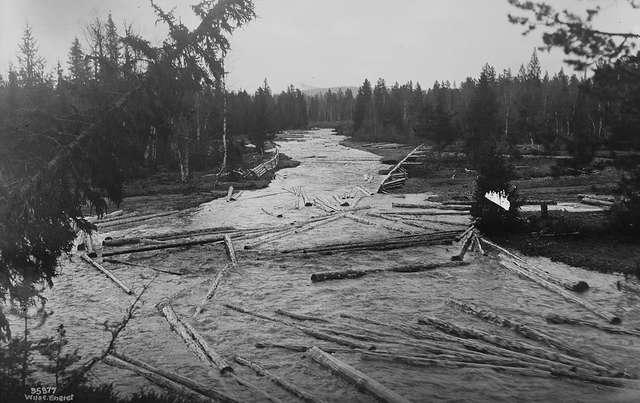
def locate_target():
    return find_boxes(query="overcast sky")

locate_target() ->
[0,0,635,91]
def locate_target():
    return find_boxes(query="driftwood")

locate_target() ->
[495,253,621,324]
[81,254,133,295]
[546,314,640,337]
[109,352,239,403]
[358,351,634,388]
[344,213,415,235]
[307,347,411,403]
[281,230,460,254]
[158,304,233,374]
[417,316,620,377]
[223,303,373,350]
[103,258,184,276]
[392,202,470,211]
[446,300,627,377]
[103,355,217,402]
[102,233,228,257]
[103,226,236,247]
[193,235,238,317]
[311,261,469,283]
[244,213,345,250]
[275,309,330,323]
[234,356,324,403]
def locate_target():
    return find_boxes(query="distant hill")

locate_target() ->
[297,83,358,97]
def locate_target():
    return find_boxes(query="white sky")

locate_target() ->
[0,0,636,91]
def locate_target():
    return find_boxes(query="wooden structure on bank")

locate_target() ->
[247,148,280,178]
[378,144,425,193]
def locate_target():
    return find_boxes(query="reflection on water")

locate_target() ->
[9,129,640,402]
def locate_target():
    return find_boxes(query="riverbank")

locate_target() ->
[341,137,640,276]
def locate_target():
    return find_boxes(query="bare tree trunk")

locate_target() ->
[219,65,229,175]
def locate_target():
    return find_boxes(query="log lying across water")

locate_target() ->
[446,300,629,377]
[234,356,324,403]
[108,352,239,403]
[545,314,640,337]
[194,235,238,317]
[158,303,233,374]
[380,210,469,216]
[81,254,133,294]
[344,213,415,235]
[417,316,619,377]
[103,226,236,247]
[275,309,330,323]
[102,233,228,257]
[244,213,345,250]
[97,210,188,230]
[392,202,470,211]
[281,230,461,254]
[307,346,411,403]
[103,355,221,403]
[310,261,469,283]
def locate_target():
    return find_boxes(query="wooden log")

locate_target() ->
[244,213,345,250]
[194,264,232,317]
[158,304,233,374]
[390,215,469,228]
[380,211,468,216]
[440,200,473,206]
[226,186,234,202]
[110,352,239,403]
[103,226,236,247]
[81,254,133,295]
[281,230,460,254]
[311,261,469,283]
[508,258,589,293]
[417,316,620,377]
[451,231,475,261]
[102,233,227,257]
[97,210,184,229]
[224,235,238,268]
[365,212,432,230]
[103,258,184,276]
[495,254,621,324]
[275,309,330,323]
[392,202,470,211]
[358,352,634,388]
[307,347,411,403]
[446,299,628,377]
[103,355,217,402]
[234,356,325,403]
[343,213,415,235]
[580,197,614,207]
[546,314,640,337]
[223,303,373,350]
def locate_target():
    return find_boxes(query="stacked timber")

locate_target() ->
[248,148,280,178]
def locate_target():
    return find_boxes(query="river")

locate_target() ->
[10,129,640,402]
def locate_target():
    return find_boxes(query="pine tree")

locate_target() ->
[17,24,45,87]
[67,38,89,84]
[353,79,372,133]
[466,64,499,165]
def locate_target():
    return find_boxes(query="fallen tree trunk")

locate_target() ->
[103,355,217,402]
[380,211,468,216]
[307,347,411,403]
[102,233,228,257]
[281,230,460,254]
[275,309,330,323]
[451,231,475,261]
[223,303,373,350]
[417,316,620,378]
[109,352,239,403]
[344,213,415,235]
[446,299,628,377]
[392,202,470,211]
[359,351,633,388]
[545,314,640,337]
[81,254,133,295]
[158,303,233,374]
[311,261,469,283]
[103,258,184,276]
[97,210,185,230]
[580,197,614,207]
[365,212,435,230]
[234,356,324,403]
[194,264,232,317]
[244,213,345,250]
[103,226,236,247]
[495,253,621,325]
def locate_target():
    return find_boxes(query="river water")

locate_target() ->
[10,129,640,402]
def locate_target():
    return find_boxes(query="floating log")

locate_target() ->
[234,356,324,403]
[275,309,330,323]
[103,355,218,402]
[102,233,228,257]
[546,314,640,337]
[256,342,341,353]
[109,352,239,403]
[381,211,468,216]
[377,144,423,194]
[579,197,614,207]
[311,261,469,283]
[194,264,231,317]
[307,347,411,403]
[365,212,432,230]
[281,230,460,254]
[244,213,345,250]
[158,304,233,374]
[103,258,184,276]
[495,253,621,325]
[223,303,373,350]
[451,231,475,261]
[505,257,590,293]
[81,254,133,294]
[226,186,234,202]
[446,299,627,377]
[97,210,185,229]
[343,213,415,235]
[358,351,632,388]
[392,202,470,211]
[440,200,472,206]
[417,316,619,377]
[103,226,236,247]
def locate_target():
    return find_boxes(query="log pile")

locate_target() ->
[377,144,424,193]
